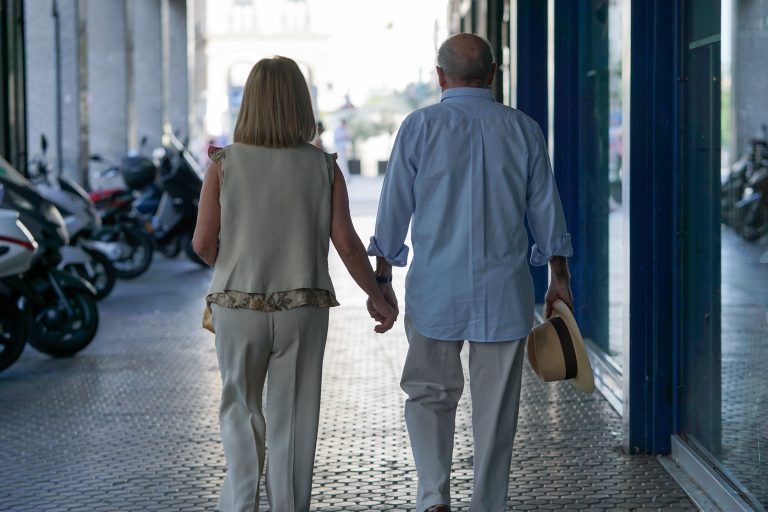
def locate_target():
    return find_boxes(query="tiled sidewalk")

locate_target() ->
[0,181,695,511]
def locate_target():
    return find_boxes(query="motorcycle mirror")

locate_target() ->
[89,154,103,162]
[41,134,48,154]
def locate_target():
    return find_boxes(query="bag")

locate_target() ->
[202,305,215,333]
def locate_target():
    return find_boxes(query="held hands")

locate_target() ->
[367,283,399,333]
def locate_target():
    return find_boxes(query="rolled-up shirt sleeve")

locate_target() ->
[526,122,574,267]
[367,121,417,267]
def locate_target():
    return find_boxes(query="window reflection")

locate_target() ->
[606,0,624,364]
[717,0,768,503]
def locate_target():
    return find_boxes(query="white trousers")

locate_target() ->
[401,315,526,512]
[211,305,329,512]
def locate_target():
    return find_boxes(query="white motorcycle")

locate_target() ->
[0,207,38,371]
[32,136,118,300]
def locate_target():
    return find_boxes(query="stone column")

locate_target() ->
[86,0,129,166]
[25,0,82,183]
[165,0,190,141]
[129,0,164,150]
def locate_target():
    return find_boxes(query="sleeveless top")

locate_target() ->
[206,143,339,312]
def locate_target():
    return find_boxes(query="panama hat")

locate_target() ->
[526,299,595,394]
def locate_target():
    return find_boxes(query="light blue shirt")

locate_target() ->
[368,87,572,342]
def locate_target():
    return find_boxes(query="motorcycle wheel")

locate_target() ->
[26,287,99,358]
[158,236,181,258]
[64,248,117,300]
[736,206,768,242]
[181,232,208,267]
[99,228,154,279]
[0,300,27,371]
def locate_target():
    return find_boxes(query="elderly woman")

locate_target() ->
[193,56,396,512]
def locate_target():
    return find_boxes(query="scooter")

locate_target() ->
[722,126,768,228]
[733,165,768,241]
[723,126,768,241]
[0,155,100,358]
[148,132,206,266]
[0,205,37,371]
[30,136,117,299]
[89,154,155,279]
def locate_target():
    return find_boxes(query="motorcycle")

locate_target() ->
[30,136,117,299]
[724,125,768,241]
[147,132,206,266]
[89,153,155,279]
[734,166,768,241]
[0,206,37,371]
[0,155,100,358]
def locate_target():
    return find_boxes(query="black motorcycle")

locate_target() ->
[147,133,206,266]
[0,164,99,358]
[89,155,156,279]
[723,125,768,241]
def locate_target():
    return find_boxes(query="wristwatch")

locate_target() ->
[376,274,393,284]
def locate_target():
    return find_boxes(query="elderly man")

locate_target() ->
[367,34,574,511]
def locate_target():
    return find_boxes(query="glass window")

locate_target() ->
[719,0,767,502]
[578,0,626,369]
[682,0,767,506]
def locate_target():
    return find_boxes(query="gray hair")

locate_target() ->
[437,33,495,84]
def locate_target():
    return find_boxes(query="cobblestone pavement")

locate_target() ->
[0,179,695,511]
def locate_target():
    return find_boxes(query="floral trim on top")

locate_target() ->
[208,145,225,163]
[207,289,339,312]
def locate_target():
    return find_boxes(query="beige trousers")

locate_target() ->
[211,304,329,512]
[401,315,526,512]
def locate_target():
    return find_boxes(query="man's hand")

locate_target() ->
[544,277,573,319]
[544,256,573,318]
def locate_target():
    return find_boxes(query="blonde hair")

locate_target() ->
[233,56,316,147]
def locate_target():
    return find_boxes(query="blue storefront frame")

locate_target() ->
[625,0,681,455]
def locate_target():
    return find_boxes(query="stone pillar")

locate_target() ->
[86,0,128,166]
[165,0,190,140]
[734,0,768,156]
[25,0,82,183]
[129,0,164,150]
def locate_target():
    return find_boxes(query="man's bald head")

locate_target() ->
[437,33,495,87]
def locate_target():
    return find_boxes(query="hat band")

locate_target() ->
[551,316,577,380]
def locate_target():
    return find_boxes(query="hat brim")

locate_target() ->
[552,300,595,394]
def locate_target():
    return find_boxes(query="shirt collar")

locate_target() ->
[440,87,495,102]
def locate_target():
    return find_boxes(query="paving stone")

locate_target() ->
[0,187,696,511]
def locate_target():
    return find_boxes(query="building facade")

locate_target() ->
[17,0,190,186]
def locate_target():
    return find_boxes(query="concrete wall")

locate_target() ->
[86,0,129,165]
[734,0,768,155]
[166,0,190,140]
[25,0,81,182]
[24,0,190,185]
[130,0,164,150]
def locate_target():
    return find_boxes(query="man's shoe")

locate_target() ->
[425,506,451,512]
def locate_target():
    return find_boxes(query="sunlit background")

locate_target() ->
[194,0,448,176]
